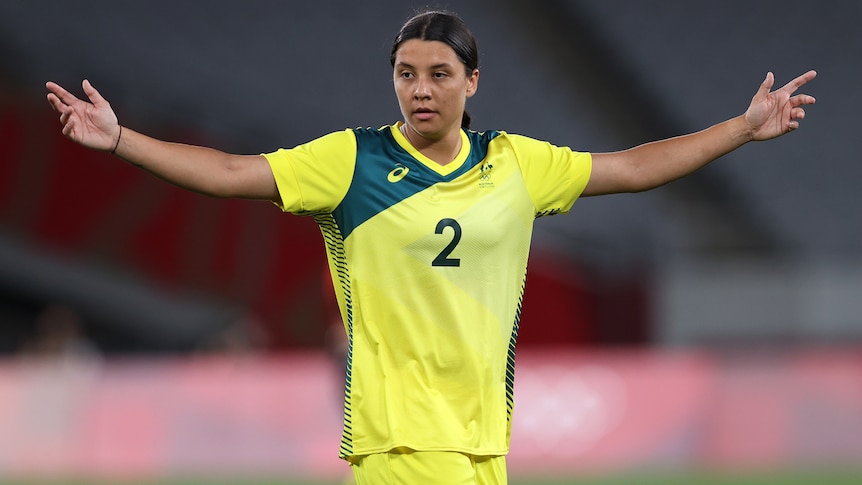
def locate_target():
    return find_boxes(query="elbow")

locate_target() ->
[207,176,247,199]
[621,169,655,193]
[590,153,654,195]
[208,154,274,200]
[206,155,247,198]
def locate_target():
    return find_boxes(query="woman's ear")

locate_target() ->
[466,69,480,98]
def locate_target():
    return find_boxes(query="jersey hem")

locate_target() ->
[341,444,510,462]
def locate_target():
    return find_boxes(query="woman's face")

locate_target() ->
[393,39,479,142]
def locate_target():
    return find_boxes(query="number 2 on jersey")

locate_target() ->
[432,218,461,267]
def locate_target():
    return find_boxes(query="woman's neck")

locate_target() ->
[401,123,462,166]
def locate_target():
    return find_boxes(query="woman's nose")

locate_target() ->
[413,78,431,99]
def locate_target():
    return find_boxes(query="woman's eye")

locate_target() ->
[401,72,414,79]
[434,72,447,78]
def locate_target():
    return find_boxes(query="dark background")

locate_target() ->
[0,0,858,355]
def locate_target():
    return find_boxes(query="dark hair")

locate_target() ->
[390,10,479,129]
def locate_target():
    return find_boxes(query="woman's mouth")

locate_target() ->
[414,108,435,121]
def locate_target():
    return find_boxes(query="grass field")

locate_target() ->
[7,469,862,485]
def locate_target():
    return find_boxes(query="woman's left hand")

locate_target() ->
[745,70,817,141]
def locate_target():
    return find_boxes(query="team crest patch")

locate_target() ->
[479,161,494,188]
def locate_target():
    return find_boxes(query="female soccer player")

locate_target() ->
[46,10,815,485]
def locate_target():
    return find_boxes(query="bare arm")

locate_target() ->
[46,80,278,201]
[583,70,817,196]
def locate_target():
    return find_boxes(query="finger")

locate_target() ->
[45,81,79,106]
[790,93,816,107]
[82,79,108,107]
[779,70,817,94]
[790,107,806,121]
[62,120,75,137]
[46,92,65,113]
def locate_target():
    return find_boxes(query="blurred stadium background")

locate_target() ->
[1,0,861,483]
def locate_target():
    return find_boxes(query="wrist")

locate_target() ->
[731,115,755,144]
[110,125,123,154]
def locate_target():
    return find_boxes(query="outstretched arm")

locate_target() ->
[583,70,817,196]
[46,80,278,201]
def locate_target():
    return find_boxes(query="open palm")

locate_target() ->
[46,79,120,151]
[745,70,817,141]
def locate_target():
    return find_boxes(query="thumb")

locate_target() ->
[82,79,109,107]
[755,72,774,99]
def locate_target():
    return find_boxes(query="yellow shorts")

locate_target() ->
[350,448,508,485]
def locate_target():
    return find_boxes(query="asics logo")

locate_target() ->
[387,164,410,183]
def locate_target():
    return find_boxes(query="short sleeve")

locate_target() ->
[506,133,592,216]
[262,129,357,214]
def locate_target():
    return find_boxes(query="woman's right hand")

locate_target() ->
[46,79,121,152]
[46,79,278,201]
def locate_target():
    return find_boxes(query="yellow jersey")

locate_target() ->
[264,123,591,460]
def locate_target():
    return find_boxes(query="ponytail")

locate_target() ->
[461,111,472,130]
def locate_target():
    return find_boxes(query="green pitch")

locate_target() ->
[530,469,862,485]
[5,469,862,485]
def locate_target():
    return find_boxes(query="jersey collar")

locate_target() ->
[391,122,470,176]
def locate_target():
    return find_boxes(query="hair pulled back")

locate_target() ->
[390,10,478,129]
